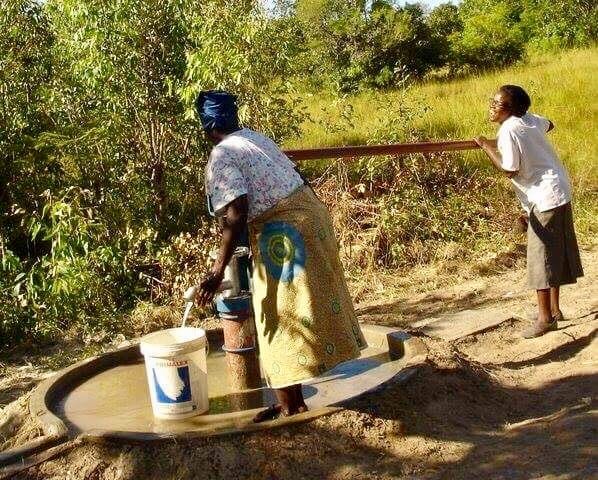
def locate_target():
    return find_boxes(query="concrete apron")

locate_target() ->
[25,325,427,444]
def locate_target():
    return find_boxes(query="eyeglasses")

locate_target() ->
[489,98,507,108]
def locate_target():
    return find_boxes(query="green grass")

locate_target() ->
[286,47,598,244]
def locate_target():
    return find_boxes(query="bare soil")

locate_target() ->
[1,249,596,480]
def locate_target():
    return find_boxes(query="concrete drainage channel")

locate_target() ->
[0,324,427,477]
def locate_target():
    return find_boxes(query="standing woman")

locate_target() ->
[475,85,584,338]
[194,91,367,422]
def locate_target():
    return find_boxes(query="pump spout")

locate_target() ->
[181,281,234,327]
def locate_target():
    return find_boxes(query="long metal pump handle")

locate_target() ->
[284,139,484,162]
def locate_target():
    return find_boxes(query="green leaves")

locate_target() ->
[294,1,445,91]
[288,0,597,90]
[181,1,301,140]
[0,0,307,346]
[450,0,526,72]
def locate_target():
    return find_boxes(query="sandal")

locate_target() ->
[253,404,289,423]
[522,318,558,339]
[552,310,565,323]
[526,310,565,323]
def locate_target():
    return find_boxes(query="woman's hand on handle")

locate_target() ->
[197,270,225,306]
[474,136,516,177]
[474,136,496,150]
[197,194,249,307]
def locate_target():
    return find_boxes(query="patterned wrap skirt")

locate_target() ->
[248,186,367,388]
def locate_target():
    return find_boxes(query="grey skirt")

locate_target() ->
[527,202,584,290]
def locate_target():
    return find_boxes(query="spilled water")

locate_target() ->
[181,301,193,327]
[55,348,274,434]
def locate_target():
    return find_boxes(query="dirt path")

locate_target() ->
[2,249,596,479]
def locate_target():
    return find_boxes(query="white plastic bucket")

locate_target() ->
[140,327,209,420]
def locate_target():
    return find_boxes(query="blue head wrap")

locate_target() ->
[195,90,240,132]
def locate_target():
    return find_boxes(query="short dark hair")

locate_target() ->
[499,85,531,117]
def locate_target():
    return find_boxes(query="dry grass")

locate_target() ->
[0,394,43,452]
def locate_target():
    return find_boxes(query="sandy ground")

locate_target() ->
[1,249,596,480]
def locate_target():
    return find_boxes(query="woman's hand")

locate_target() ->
[516,213,529,233]
[474,136,490,150]
[197,269,225,306]
[475,136,498,150]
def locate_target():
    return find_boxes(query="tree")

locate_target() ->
[0,0,56,343]
[180,0,303,141]
[294,0,442,90]
[45,0,302,234]
[0,0,55,248]
[427,3,463,66]
[45,0,199,233]
[520,0,598,50]
[1,0,305,345]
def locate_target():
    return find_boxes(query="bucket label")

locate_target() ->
[152,364,192,404]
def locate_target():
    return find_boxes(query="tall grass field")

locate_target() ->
[290,47,597,232]
[291,48,597,182]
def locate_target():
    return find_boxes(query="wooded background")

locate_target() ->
[1,0,596,346]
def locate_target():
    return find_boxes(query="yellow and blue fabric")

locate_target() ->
[259,222,306,283]
[249,185,367,388]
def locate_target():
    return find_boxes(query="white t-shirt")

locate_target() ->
[205,128,304,220]
[497,113,571,213]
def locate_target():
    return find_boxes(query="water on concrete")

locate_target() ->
[43,326,426,438]
[55,349,278,435]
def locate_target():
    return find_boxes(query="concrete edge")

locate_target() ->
[359,323,428,361]
[3,346,144,471]
[29,344,141,440]
[25,325,428,445]
[80,406,344,444]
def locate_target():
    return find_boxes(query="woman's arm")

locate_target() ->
[475,136,519,178]
[197,194,249,305]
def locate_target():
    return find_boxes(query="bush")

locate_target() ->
[0,0,306,347]
[1,188,134,344]
[449,0,526,73]
[427,3,464,66]
[520,0,598,50]
[294,0,443,91]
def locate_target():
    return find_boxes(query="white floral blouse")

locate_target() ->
[205,128,304,221]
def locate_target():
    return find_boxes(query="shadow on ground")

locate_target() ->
[355,287,504,328]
